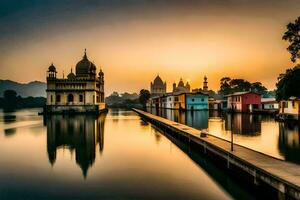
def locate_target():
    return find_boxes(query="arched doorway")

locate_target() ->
[68,94,74,103]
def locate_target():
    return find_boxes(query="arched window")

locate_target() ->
[56,95,61,102]
[79,95,83,102]
[68,94,74,103]
[50,95,53,102]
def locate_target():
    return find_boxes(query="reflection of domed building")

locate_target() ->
[172,78,190,93]
[150,75,166,97]
[46,49,106,113]
[46,113,106,178]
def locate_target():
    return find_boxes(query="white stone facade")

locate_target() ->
[46,50,106,113]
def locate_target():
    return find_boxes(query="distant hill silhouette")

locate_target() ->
[0,80,46,97]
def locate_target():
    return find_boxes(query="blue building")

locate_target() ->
[185,92,209,110]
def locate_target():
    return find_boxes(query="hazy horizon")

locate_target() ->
[1,0,299,94]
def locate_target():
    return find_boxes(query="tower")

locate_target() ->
[47,63,57,79]
[173,82,176,92]
[203,76,208,91]
[185,82,191,92]
[98,69,105,102]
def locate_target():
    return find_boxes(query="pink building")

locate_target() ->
[226,92,261,112]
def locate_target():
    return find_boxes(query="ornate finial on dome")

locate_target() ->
[83,48,87,59]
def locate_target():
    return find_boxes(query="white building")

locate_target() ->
[45,50,106,114]
[261,98,279,110]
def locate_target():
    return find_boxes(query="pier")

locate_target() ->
[133,108,300,199]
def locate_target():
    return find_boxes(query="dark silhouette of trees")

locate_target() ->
[282,16,300,63]
[276,65,300,100]
[139,89,150,108]
[0,90,46,110]
[3,90,17,109]
[219,77,231,95]
[105,92,141,108]
[219,78,267,96]
[275,16,300,100]
[250,82,267,95]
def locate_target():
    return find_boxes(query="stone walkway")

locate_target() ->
[133,109,300,199]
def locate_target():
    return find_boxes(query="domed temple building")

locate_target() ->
[172,78,190,93]
[150,75,167,97]
[45,50,106,114]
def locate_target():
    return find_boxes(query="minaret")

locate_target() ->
[203,76,208,91]
[98,68,105,102]
[185,82,191,92]
[173,82,176,92]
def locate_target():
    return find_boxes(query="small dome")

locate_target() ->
[67,72,76,79]
[153,75,164,86]
[178,78,184,87]
[48,63,56,72]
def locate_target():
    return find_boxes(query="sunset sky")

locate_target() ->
[0,0,299,94]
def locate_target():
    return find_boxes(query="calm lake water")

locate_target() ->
[0,108,286,199]
[148,108,300,164]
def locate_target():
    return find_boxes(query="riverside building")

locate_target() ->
[45,50,106,114]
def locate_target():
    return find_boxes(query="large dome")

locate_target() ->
[153,75,164,85]
[75,50,95,76]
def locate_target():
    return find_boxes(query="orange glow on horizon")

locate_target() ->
[0,1,299,94]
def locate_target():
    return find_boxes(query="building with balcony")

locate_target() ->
[45,50,106,114]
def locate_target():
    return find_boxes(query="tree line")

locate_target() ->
[218,78,272,96]
[0,90,46,111]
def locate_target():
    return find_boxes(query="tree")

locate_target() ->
[250,82,267,95]
[282,16,300,63]
[276,16,300,100]
[3,90,18,109]
[219,77,269,96]
[139,89,150,108]
[219,77,231,95]
[230,79,251,92]
[276,65,300,100]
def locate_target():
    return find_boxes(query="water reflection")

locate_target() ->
[148,108,300,164]
[153,108,209,129]
[2,114,17,136]
[279,121,300,164]
[3,114,17,123]
[0,108,287,199]
[225,113,261,136]
[45,114,106,178]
